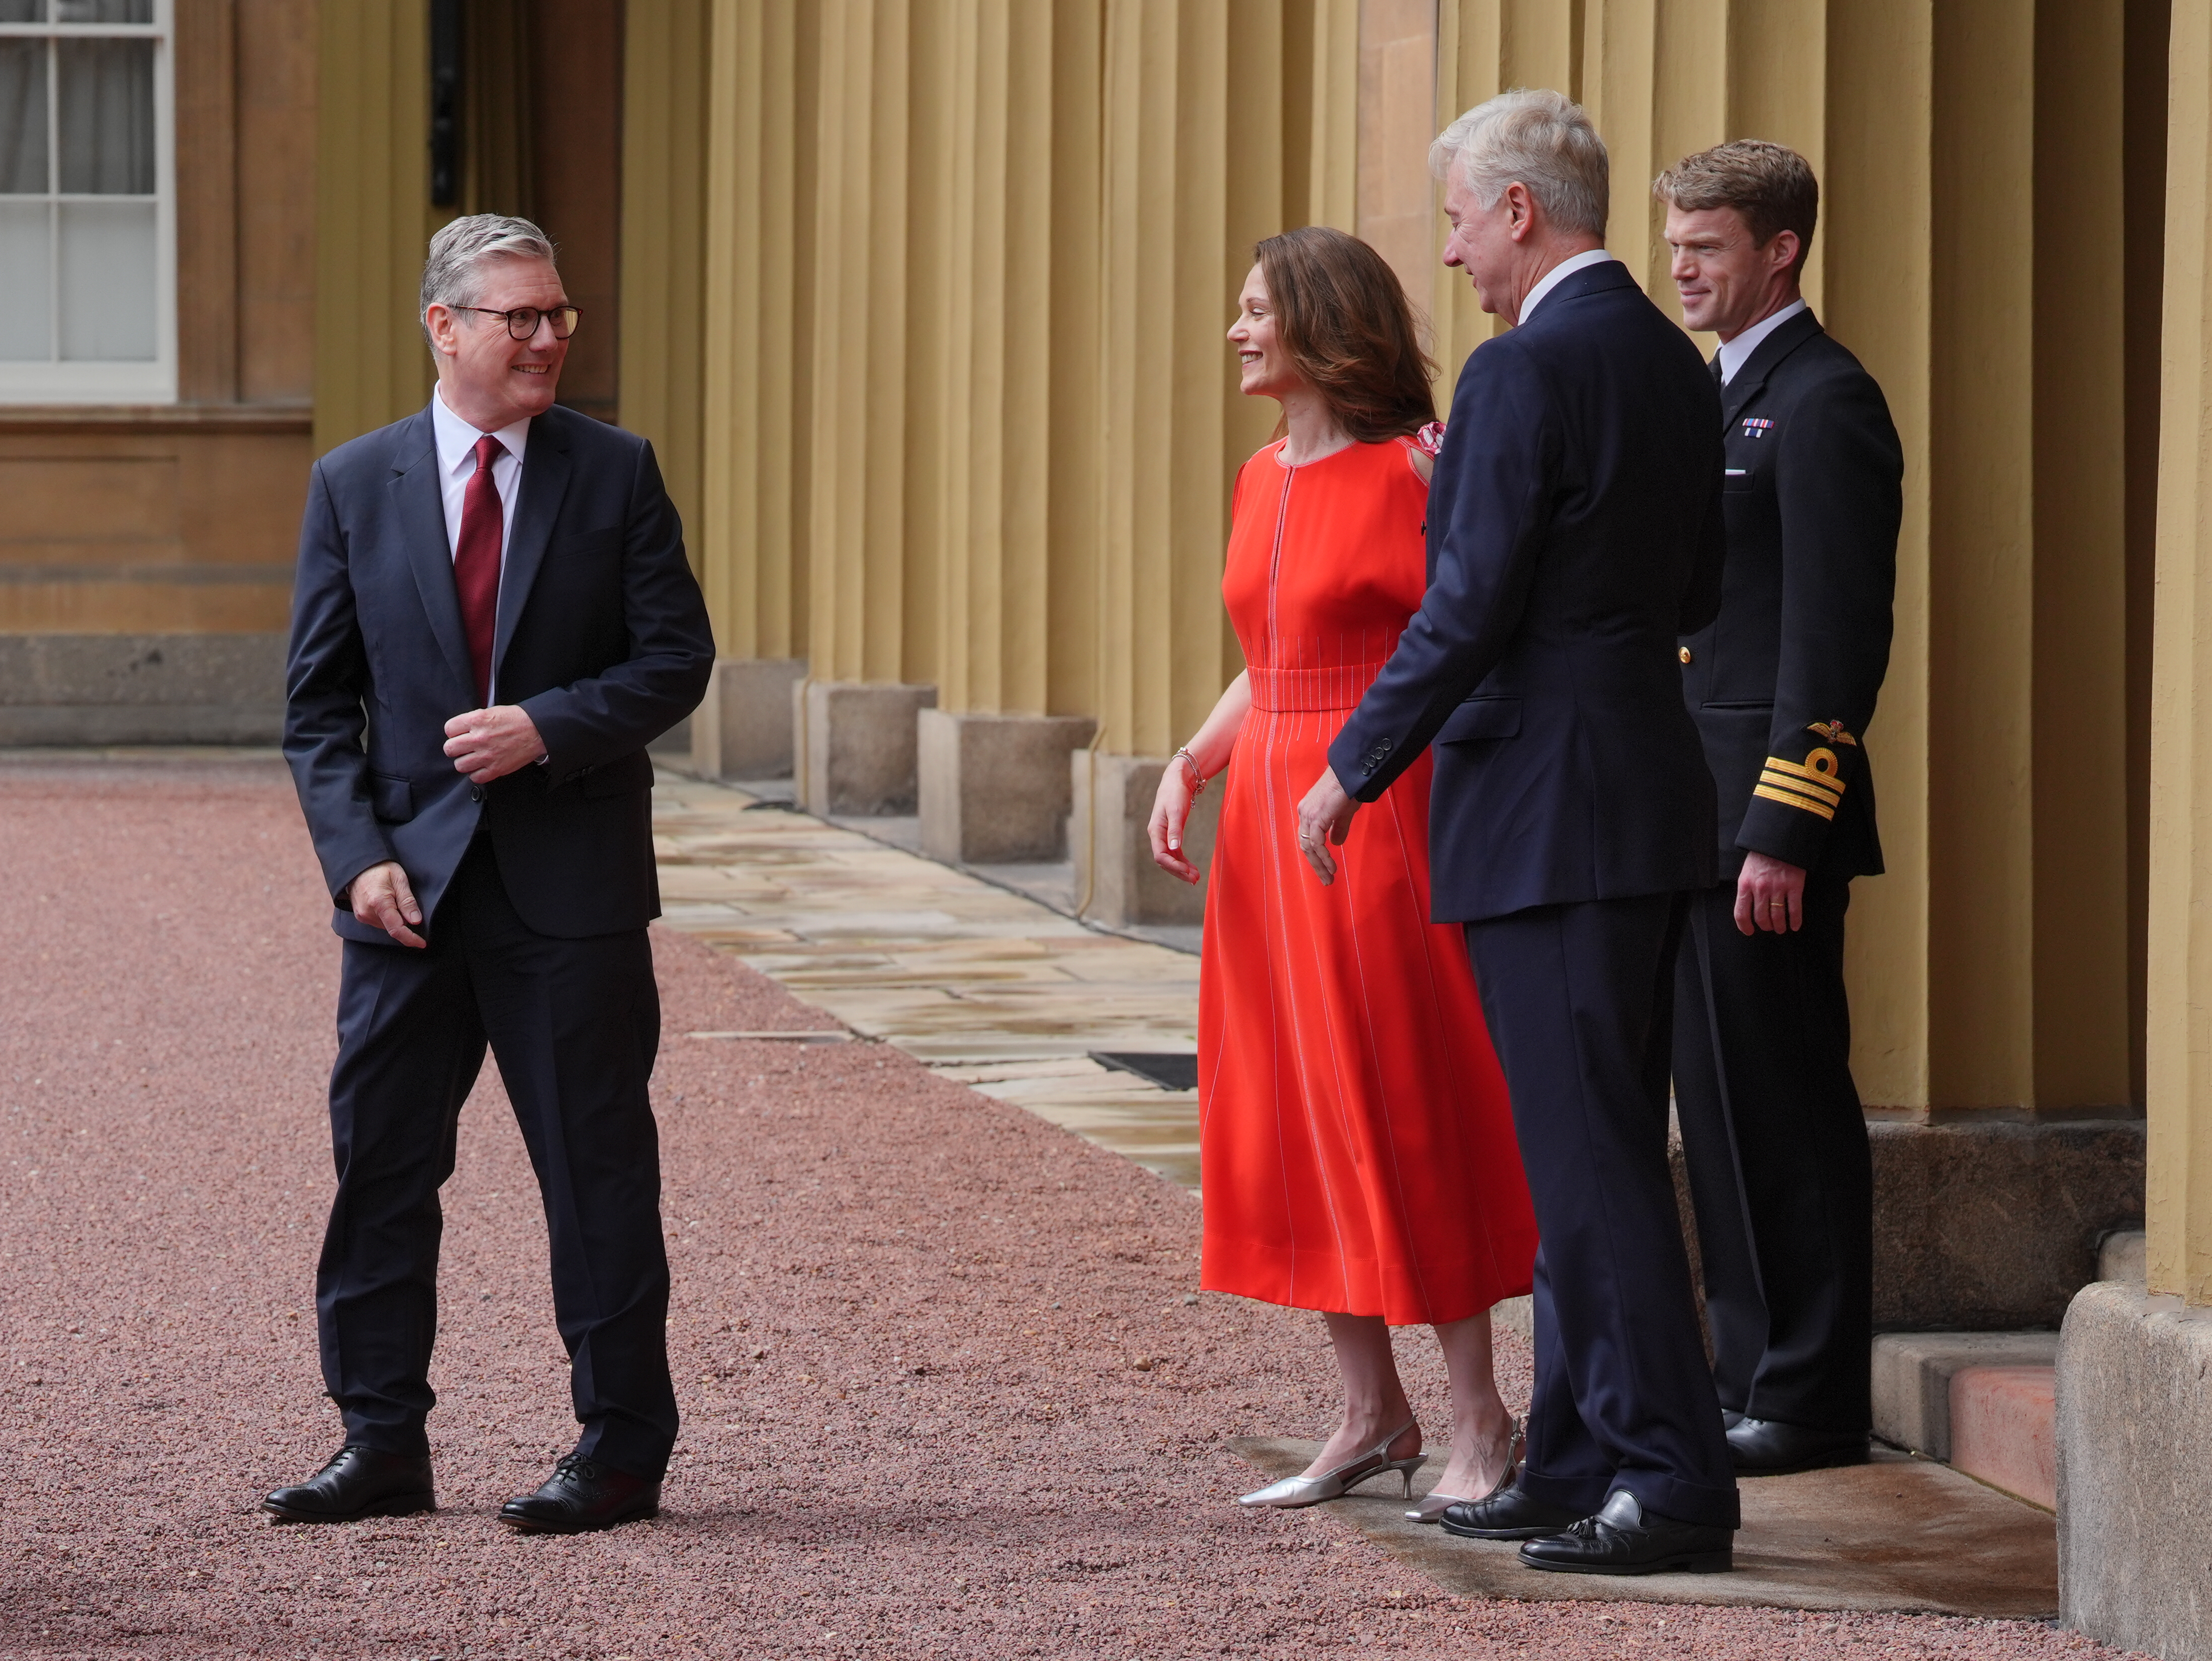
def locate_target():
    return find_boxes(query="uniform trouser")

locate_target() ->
[1464,892,1740,1531]
[316,836,679,1480]
[1671,874,1872,1433]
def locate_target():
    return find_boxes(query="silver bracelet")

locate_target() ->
[1172,747,1207,797]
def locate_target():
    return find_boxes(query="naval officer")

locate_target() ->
[1655,141,1903,1474]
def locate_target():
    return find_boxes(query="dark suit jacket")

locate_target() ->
[1679,308,1900,879]
[1327,260,1726,922]
[285,401,714,944]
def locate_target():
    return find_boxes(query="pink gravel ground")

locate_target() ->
[0,760,2136,1660]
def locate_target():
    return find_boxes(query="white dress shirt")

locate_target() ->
[1517,248,1618,325]
[1717,297,1809,385]
[429,382,531,566]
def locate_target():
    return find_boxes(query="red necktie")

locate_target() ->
[453,433,507,705]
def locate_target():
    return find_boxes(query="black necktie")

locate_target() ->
[1710,355,1725,389]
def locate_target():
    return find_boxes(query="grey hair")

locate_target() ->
[1430,89,1610,241]
[419,214,559,332]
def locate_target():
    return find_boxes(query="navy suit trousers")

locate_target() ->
[1672,875,1873,1432]
[1465,893,1739,1530]
[317,837,677,1479]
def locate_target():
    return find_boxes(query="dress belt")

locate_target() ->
[1247,661,1395,713]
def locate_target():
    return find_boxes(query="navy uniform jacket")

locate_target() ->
[1328,260,1726,922]
[285,401,715,945]
[1680,308,1900,879]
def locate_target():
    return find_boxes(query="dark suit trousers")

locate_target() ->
[317,837,678,1479]
[1465,893,1740,1531]
[1672,875,1872,1432]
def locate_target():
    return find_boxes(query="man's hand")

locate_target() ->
[1735,851,1808,935]
[1296,767,1361,885]
[443,704,547,783]
[344,860,426,948]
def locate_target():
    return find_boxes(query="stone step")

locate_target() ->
[1871,1330,2059,1460]
[1949,1364,2057,1510]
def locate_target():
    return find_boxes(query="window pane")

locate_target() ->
[0,3,48,22]
[55,2,150,21]
[0,200,51,359]
[0,40,46,195]
[57,199,152,359]
[57,39,153,196]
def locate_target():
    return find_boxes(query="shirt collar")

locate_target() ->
[431,382,532,474]
[1517,248,1617,325]
[1717,297,1810,385]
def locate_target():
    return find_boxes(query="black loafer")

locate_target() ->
[262,1445,435,1524]
[499,1454,661,1535]
[1517,1490,1733,1576]
[1438,1485,1587,1540]
[1726,1416,1869,1475]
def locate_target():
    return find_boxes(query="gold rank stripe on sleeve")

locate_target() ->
[1755,778,1837,819]
[1762,755,1847,797]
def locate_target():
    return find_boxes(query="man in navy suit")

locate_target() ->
[1299,91,1738,1574]
[265,216,713,1533]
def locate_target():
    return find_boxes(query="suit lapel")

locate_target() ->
[387,412,477,705]
[492,411,574,690]
[1720,307,1824,425]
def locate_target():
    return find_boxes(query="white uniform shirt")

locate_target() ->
[1717,297,1809,385]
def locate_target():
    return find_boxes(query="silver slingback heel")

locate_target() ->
[1405,1416,1525,1523]
[1237,1421,1424,1510]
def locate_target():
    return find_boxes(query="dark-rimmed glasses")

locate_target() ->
[448,304,581,341]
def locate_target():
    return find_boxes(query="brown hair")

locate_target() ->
[1652,140,1818,278]
[1253,227,1436,442]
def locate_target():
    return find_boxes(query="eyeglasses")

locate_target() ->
[448,304,582,341]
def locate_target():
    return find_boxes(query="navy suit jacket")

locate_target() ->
[284,400,714,945]
[1327,260,1725,923]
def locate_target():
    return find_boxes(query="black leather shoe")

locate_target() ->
[262,1445,435,1523]
[1726,1416,1869,1475]
[1438,1485,1587,1540]
[1517,1490,1733,1576]
[498,1454,661,1534]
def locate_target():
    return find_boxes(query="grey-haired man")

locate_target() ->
[264,215,713,1532]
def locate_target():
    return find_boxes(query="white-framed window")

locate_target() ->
[0,0,173,404]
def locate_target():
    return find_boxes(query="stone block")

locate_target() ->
[0,632,286,745]
[1869,1119,2145,1330]
[917,709,1096,864]
[2098,1227,2147,1285]
[691,657,805,780]
[1950,1365,2057,1510]
[1069,751,1221,927]
[2058,1280,2212,1658]
[1870,1331,2060,1459]
[795,679,936,816]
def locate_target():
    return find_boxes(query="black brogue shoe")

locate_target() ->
[262,1445,435,1524]
[498,1453,661,1535]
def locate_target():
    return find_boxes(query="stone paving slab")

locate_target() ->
[1231,1441,2059,1619]
[653,773,1202,1185]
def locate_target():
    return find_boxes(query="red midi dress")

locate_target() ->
[1197,437,1537,1327]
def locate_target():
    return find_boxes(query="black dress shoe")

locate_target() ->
[499,1454,661,1534]
[262,1445,435,1524]
[1517,1490,1733,1576]
[1438,1485,1587,1540]
[1726,1416,1869,1475]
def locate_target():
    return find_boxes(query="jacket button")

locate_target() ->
[1679,647,1694,665]
[470,784,486,803]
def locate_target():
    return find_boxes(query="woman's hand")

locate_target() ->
[1148,762,1202,884]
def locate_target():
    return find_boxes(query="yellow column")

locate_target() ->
[313,0,440,455]
[619,0,710,559]
[699,0,814,662]
[1357,0,1436,308]
[2147,0,2212,1303]
[1095,0,1299,758]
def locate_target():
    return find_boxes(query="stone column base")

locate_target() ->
[0,633,286,745]
[690,657,805,780]
[917,709,1096,863]
[2058,1280,2212,1657]
[1070,752,1221,927]
[795,679,937,816]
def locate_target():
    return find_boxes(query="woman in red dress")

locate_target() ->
[1150,228,1537,1518]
